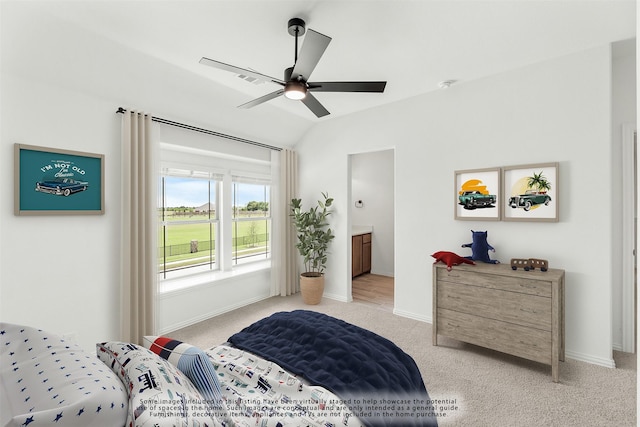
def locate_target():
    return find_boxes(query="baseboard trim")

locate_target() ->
[565,350,616,369]
[323,292,351,303]
[393,308,431,324]
[370,269,395,277]
[158,294,271,335]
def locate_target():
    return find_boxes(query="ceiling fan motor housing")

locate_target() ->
[284,66,306,83]
[284,66,294,82]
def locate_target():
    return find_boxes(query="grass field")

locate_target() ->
[158,212,270,271]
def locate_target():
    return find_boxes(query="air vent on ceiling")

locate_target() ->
[237,74,265,85]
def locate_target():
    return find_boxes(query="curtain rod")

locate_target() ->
[116,107,282,152]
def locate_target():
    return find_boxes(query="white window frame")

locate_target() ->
[231,177,272,267]
[157,131,275,294]
[158,168,272,293]
[158,171,221,280]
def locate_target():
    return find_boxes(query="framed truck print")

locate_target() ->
[14,144,104,215]
[502,162,558,222]
[454,167,501,220]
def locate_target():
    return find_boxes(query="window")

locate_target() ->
[158,174,219,279]
[158,170,271,281]
[232,179,271,265]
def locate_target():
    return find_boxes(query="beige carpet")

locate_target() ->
[170,294,637,426]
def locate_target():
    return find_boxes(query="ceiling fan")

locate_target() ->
[199,18,387,118]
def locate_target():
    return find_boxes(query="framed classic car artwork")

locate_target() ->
[502,162,558,222]
[454,167,501,221]
[14,144,104,215]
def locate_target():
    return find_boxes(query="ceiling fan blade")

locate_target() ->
[301,92,330,118]
[200,57,285,85]
[291,29,331,81]
[308,81,387,92]
[238,89,285,109]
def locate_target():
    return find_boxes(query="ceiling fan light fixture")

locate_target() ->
[284,81,307,100]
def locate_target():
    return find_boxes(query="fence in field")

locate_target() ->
[160,233,269,256]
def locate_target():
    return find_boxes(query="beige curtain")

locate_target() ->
[275,148,299,296]
[120,111,158,344]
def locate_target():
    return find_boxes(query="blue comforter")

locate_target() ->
[228,310,438,426]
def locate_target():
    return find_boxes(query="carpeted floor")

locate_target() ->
[170,294,637,426]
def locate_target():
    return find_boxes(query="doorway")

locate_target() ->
[348,149,395,309]
[621,124,637,353]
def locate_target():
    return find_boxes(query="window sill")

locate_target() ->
[158,260,271,294]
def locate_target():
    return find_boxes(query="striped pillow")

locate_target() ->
[143,336,224,411]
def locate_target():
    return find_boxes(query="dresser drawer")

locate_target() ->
[438,308,552,365]
[437,281,551,330]
[437,267,552,298]
[433,263,565,382]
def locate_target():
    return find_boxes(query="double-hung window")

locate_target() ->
[158,171,220,279]
[232,177,271,265]
[157,127,274,292]
[158,168,272,283]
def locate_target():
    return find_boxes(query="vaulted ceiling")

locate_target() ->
[2,1,636,145]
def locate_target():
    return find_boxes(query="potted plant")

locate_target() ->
[290,192,335,304]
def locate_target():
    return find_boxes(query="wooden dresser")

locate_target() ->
[432,262,565,382]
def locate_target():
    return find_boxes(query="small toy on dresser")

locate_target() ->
[462,230,499,264]
[432,251,475,271]
[510,258,531,270]
[530,258,548,271]
[511,258,549,271]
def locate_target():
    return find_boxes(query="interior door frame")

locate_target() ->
[347,148,396,303]
[621,123,636,353]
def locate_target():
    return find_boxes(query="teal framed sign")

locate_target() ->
[14,144,104,215]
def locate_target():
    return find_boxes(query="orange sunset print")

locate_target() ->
[459,179,490,195]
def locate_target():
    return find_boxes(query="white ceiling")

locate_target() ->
[3,0,636,142]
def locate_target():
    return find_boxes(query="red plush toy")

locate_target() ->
[432,251,476,271]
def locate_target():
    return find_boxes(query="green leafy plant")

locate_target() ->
[527,171,551,193]
[290,192,335,276]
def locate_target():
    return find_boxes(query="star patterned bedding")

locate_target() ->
[0,323,128,427]
[1,324,360,427]
[1,311,437,427]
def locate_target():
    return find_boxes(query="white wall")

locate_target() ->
[611,39,637,350]
[0,73,123,350]
[351,149,395,277]
[0,4,287,350]
[297,45,620,367]
[158,269,271,334]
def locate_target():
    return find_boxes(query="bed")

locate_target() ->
[1,311,438,427]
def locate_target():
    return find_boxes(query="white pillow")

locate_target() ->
[96,341,222,426]
[0,323,128,427]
